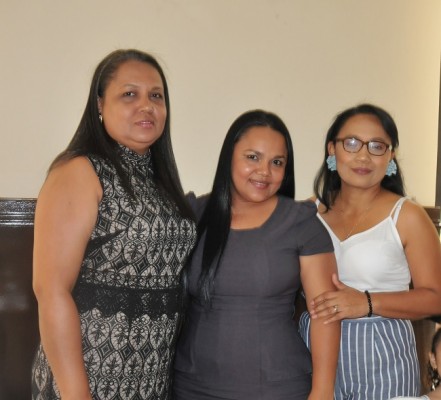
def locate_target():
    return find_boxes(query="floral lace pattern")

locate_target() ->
[32,146,196,399]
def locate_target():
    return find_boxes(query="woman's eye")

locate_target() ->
[346,139,358,148]
[246,154,258,161]
[273,159,284,167]
[371,142,385,150]
[151,93,164,100]
[123,91,135,97]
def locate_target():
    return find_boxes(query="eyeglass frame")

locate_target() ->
[334,137,393,156]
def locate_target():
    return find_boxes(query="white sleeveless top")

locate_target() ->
[317,197,410,293]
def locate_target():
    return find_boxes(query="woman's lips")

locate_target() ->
[136,120,154,128]
[352,167,372,175]
[250,179,269,188]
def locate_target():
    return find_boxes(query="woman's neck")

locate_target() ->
[334,185,382,214]
[231,195,278,230]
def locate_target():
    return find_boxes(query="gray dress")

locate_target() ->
[174,195,333,400]
[31,146,197,400]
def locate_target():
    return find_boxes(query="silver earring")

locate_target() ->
[386,159,397,176]
[99,113,103,123]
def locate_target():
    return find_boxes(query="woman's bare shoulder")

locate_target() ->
[40,156,101,204]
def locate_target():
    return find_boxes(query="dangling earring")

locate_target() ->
[431,367,440,390]
[326,155,337,171]
[429,353,440,391]
[99,113,103,123]
[386,159,397,176]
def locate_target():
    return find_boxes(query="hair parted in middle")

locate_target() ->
[196,109,295,306]
[50,48,193,219]
[314,103,405,211]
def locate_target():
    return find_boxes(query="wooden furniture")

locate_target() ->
[412,205,441,393]
[424,206,441,235]
[0,198,38,400]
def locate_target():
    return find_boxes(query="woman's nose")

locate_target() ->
[140,99,154,114]
[257,164,270,176]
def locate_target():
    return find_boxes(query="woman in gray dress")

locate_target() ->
[174,110,340,400]
[31,49,196,400]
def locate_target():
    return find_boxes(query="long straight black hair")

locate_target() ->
[314,103,405,211]
[197,110,295,306]
[51,49,193,218]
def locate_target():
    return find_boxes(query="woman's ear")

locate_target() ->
[327,141,335,156]
[429,351,438,370]
[390,150,395,162]
[97,97,103,114]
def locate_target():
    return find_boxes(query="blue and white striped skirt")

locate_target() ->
[299,312,420,400]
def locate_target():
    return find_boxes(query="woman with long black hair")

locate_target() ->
[31,49,196,400]
[174,109,340,400]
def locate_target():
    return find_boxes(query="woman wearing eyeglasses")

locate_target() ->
[299,103,441,400]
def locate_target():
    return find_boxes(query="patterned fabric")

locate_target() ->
[31,146,196,400]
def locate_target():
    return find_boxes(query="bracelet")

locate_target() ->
[364,290,373,317]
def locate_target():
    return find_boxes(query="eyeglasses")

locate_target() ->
[335,137,393,156]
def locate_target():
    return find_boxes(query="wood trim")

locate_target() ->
[0,198,36,226]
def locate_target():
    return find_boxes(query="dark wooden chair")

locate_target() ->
[412,205,441,393]
[0,198,38,400]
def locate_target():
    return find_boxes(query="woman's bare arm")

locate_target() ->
[310,201,441,322]
[33,157,101,400]
[301,252,340,400]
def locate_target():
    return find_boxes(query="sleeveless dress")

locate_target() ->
[299,197,420,400]
[173,195,334,400]
[31,146,197,400]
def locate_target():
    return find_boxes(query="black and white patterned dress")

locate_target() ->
[31,146,196,400]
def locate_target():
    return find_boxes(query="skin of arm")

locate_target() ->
[310,200,441,323]
[300,252,340,400]
[33,157,102,400]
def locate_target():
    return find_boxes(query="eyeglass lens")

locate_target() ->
[343,138,389,156]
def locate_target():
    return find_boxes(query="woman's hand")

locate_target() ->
[309,273,369,323]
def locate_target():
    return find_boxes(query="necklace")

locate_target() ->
[338,191,380,240]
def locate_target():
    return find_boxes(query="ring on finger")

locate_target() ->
[333,304,339,313]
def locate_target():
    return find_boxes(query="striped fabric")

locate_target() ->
[299,313,420,400]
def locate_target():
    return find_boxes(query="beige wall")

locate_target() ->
[1,0,440,204]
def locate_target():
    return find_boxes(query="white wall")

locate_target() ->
[1,0,440,204]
